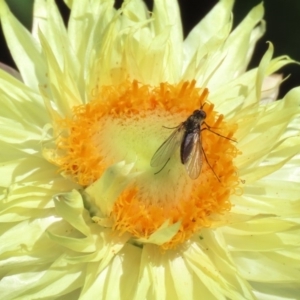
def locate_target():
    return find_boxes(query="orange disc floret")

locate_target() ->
[49,80,239,249]
[111,99,239,249]
[51,80,211,185]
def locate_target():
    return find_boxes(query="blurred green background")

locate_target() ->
[1,0,299,98]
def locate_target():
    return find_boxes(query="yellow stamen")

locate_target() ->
[49,80,239,249]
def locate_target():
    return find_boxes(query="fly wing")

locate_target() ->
[150,124,185,168]
[183,131,203,179]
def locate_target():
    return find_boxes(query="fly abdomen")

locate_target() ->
[181,131,197,164]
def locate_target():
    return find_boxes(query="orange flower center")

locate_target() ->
[49,80,240,249]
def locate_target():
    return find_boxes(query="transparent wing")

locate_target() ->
[183,132,203,179]
[151,124,185,168]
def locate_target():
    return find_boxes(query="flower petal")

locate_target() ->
[260,74,283,104]
[152,0,183,82]
[183,0,233,72]
[0,62,22,81]
[207,3,265,89]
[53,190,91,236]
[0,0,47,90]
[85,161,137,216]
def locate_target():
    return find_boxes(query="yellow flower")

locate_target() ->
[0,0,300,299]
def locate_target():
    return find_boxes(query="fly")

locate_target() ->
[150,105,235,180]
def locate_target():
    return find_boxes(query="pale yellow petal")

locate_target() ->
[53,190,91,236]
[183,0,233,71]
[207,3,265,89]
[66,0,115,94]
[38,30,82,116]
[82,244,140,299]
[152,0,183,82]
[85,161,137,216]
[0,0,47,90]
[260,74,283,104]
[0,62,22,81]
[0,70,47,127]
[136,220,181,245]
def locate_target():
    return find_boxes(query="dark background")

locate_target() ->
[1,0,299,98]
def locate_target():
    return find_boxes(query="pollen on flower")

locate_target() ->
[48,80,239,249]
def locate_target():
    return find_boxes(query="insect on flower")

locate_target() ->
[150,102,236,180]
